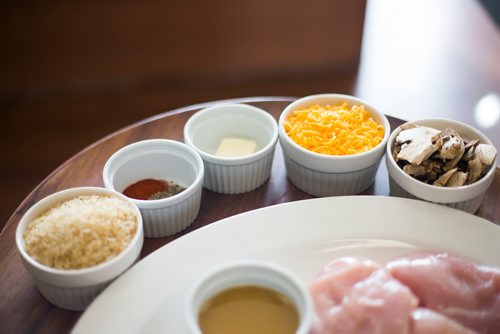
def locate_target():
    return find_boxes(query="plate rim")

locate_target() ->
[73,195,500,333]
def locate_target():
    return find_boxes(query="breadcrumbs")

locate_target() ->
[23,194,137,270]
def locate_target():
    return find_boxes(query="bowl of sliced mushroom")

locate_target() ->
[386,118,497,213]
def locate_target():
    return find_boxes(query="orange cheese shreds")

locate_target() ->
[284,102,384,156]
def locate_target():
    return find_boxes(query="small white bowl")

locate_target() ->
[103,139,204,237]
[186,259,313,334]
[15,187,144,311]
[184,103,278,194]
[278,94,390,196]
[386,118,497,213]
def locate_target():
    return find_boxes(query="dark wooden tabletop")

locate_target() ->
[1,97,499,333]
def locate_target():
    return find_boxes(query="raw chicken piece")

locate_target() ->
[387,253,500,334]
[310,257,418,334]
[411,308,477,334]
[310,257,379,308]
[310,257,379,333]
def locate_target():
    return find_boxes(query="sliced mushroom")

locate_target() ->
[463,142,494,161]
[465,144,497,184]
[392,144,402,161]
[443,141,465,171]
[392,124,496,187]
[422,159,443,183]
[396,126,442,165]
[422,159,443,173]
[438,129,463,160]
[467,157,482,184]
[464,139,479,152]
[438,129,465,171]
[403,164,427,177]
[399,123,418,131]
[447,171,468,187]
[476,144,497,166]
[433,168,458,187]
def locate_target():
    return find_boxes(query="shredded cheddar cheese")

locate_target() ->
[284,103,384,155]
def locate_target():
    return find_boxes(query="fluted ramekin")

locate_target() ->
[184,103,278,194]
[186,259,313,334]
[15,187,144,311]
[278,94,390,196]
[386,118,497,213]
[103,139,204,237]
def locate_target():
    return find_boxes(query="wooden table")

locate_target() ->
[1,97,499,333]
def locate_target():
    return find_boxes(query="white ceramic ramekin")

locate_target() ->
[186,259,313,334]
[386,118,497,213]
[103,139,204,237]
[183,103,278,194]
[15,187,144,311]
[278,94,390,196]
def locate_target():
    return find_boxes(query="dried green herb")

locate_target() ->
[148,181,186,200]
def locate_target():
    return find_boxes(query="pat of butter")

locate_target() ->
[215,138,257,157]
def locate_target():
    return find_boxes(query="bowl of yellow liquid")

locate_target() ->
[186,259,313,334]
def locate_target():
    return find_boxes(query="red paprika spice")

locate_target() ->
[122,179,185,200]
[123,179,168,200]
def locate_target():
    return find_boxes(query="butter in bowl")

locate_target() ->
[184,103,279,194]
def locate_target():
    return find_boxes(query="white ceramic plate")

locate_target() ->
[73,196,500,334]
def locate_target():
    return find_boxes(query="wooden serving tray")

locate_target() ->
[1,97,498,333]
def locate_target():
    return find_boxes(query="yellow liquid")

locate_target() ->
[198,285,299,334]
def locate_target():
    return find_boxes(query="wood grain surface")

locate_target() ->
[1,97,499,333]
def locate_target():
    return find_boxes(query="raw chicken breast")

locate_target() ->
[310,257,379,309]
[387,253,500,334]
[310,257,418,334]
[411,308,477,334]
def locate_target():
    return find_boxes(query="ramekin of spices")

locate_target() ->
[103,139,204,237]
[123,179,186,201]
[278,94,390,196]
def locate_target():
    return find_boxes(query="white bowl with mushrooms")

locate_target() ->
[386,118,497,213]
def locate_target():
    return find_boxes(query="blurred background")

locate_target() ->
[1,0,499,229]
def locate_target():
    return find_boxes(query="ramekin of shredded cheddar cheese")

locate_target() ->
[284,103,384,156]
[278,94,390,196]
